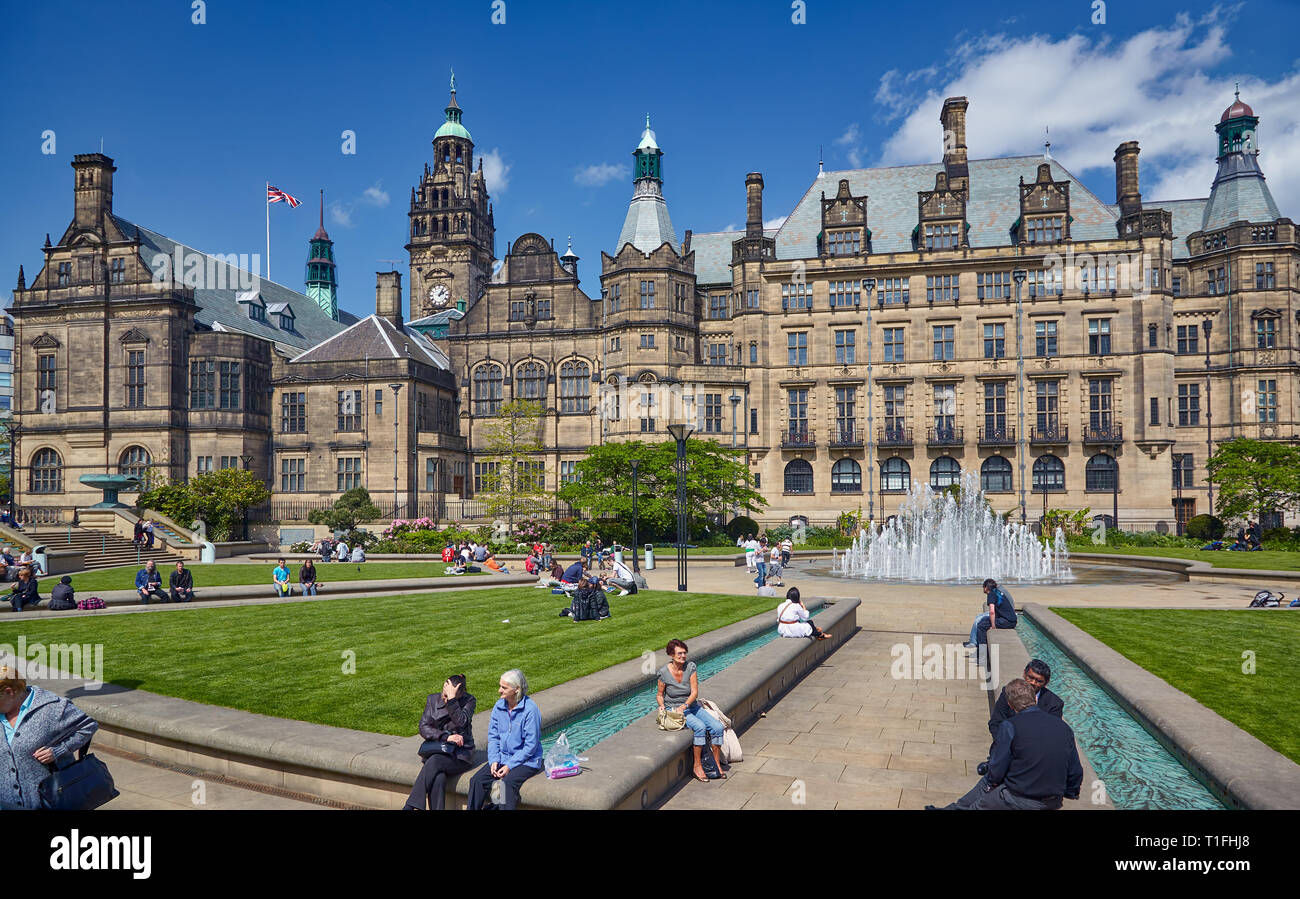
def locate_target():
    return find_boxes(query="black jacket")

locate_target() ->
[9,578,38,607]
[418,693,476,763]
[987,705,1083,801]
[49,583,76,609]
[169,569,194,591]
[989,686,1064,739]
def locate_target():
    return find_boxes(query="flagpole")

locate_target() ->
[265,182,271,283]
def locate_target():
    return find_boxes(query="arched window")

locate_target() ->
[784,459,814,494]
[1032,454,1065,492]
[559,360,590,413]
[980,455,1013,492]
[118,446,151,480]
[930,456,960,489]
[516,362,545,401]
[30,448,63,494]
[830,458,862,494]
[1086,453,1118,491]
[880,457,910,493]
[473,364,503,416]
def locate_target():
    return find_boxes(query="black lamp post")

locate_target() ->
[1013,269,1028,525]
[1111,439,1120,533]
[630,457,640,575]
[0,418,17,525]
[1202,318,1213,513]
[389,383,404,518]
[666,422,696,592]
[1174,453,1184,536]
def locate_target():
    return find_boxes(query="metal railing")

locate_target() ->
[977,426,1016,445]
[1082,424,1123,444]
[781,431,816,449]
[828,426,863,448]
[1029,425,1068,444]
[927,427,964,446]
[877,426,913,447]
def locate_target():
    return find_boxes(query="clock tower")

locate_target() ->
[406,71,496,320]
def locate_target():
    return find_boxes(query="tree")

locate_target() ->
[558,438,766,536]
[309,487,382,533]
[479,399,548,531]
[1206,438,1300,525]
[138,468,271,542]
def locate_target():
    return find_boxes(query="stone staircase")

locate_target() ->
[27,526,184,572]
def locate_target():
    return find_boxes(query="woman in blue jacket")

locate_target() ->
[465,669,542,810]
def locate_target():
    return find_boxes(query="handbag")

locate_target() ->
[38,735,120,810]
[417,739,460,759]
[656,707,685,731]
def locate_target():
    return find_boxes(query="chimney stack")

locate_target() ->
[745,173,764,238]
[940,97,969,190]
[376,271,404,330]
[1114,141,1142,218]
[71,153,116,231]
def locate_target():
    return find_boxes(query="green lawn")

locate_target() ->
[0,587,770,735]
[1052,608,1300,765]
[37,562,481,595]
[1069,545,1300,571]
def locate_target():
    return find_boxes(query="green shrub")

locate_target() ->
[726,516,758,539]
[1185,514,1225,541]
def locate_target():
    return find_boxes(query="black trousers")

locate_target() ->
[169,588,193,603]
[465,762,541,810]
[406,754,473,810]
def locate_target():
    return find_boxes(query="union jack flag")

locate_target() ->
[267,185,301,207]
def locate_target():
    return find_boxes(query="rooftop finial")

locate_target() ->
[1234,81,1240,101]
[567,235,573,253]
[1044,125,1052,159]
[645,112,650,130]
[319,189,324,230]
[451,68,457,93]
[818,145,824,177]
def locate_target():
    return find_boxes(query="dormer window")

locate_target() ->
[267,302,295,331]
[250,304,266,322]
[1025,216,1064,244]
[923,223,959,250]
[826,230,860,256]
[57,262,71,286]
[237,290,267,322]
[110,258,125,284]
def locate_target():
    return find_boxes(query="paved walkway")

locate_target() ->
[96,746,332,811]
[651,557,1249,810]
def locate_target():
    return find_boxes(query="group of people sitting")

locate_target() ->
[1203,520,1266,552]
[272,558,322,597]
[134,560,196,604]
[403,669,543,811]
[311,538,366,564]
[441,540,509,574]
[0,546,42,582]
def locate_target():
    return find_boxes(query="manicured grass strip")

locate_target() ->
[37,562,482,595]
[0,588,771,736]
[1051,608,1300,765]
[1069,545,1300,571]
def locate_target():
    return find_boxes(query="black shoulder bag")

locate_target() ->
[38,721,120,810]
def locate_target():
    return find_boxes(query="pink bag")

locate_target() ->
[77,596,107,610]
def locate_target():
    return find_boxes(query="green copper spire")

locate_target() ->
[435,70,472,142]
[633,113,663,181]
[305,189,339,321]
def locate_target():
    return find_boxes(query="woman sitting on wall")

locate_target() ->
[776,588,830,641]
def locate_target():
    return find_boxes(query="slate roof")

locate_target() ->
[407,307,465,329]
[774,156,1120,261]
[688,229,780,286]
[112,214,356,353]
[288,314,450,370]
[616,187,677,255]
[1200,153,1282,232]
[1143,198,1209,259]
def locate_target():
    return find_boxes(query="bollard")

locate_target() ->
[644,543,655,570]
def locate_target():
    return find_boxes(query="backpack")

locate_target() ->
[77,596,107,611]
[1249,590,1284,608]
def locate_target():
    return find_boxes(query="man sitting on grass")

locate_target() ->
[273,558,293,597]
[168,560,195,603]
[135,560,165,605]
[606,557,637,596]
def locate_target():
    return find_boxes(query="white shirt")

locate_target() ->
[611,560,634,581]
[770,546,781,563]
[776,600,813,638]
[350,547,365,563]
[335,542,349,560]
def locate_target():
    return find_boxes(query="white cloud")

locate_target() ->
[481,148,511,194]
[574,162,630,187]
[871,9,1300,217]
[764,216,788,230]
[328,202,352,228]
[361,181,390,207]
[834,122,865,168]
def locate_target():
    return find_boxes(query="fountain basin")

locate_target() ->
[79,473,142,509]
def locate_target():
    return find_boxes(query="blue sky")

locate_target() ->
[3,0,1298,314]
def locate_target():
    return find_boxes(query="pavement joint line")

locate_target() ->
[95,744,357,810]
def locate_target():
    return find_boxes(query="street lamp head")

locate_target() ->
[862,278,876,292]
[1201,318,1212,338]
[630,458,639,473]
[1012,269,1027,284]
[666,423,695,443]
[729,393,741,405]
[389,383,404,395]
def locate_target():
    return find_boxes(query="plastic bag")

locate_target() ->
[544,732,581,779]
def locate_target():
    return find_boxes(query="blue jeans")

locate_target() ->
[274,582,292,597]
[682,701,725,747]
[973,613,1015,646]
[969,613,988,646]
[302,583,318,596]
[754,560,768,588]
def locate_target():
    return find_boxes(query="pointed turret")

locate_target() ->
[616,115,677,254]
[1203,87,1281,231]
[305,190,339,320]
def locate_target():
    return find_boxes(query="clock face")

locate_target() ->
[428,285,450,307]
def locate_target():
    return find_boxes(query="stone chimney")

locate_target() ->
[72,153,116,231]
[940,98,969,190]
[1114,141,1142,218]
[376,271,403,330]
[745,173,764,238]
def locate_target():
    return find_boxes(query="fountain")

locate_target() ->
[833,472,1072,583]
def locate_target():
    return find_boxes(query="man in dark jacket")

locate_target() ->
[965,578,1017,652]
[49,576,76,611]
[404,675,476,810]
[168,561,194,603]
[988,659,1063,748]
[136,561,165,604]
[936,678,1082,810]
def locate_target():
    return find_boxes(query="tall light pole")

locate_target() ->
[389,383,404,518]
[1013,269,1027,525]
[666,422,695,592]
[863,277,876,523]
[630,457,640,575]
[730,393,741,448]
[1202,318,1214,513]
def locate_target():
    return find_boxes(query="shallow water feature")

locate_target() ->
[542,609,825,755]
[1017,616,1224,810]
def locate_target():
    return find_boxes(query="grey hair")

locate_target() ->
[501,669,528,697]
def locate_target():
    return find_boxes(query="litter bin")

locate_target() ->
[644,543,655,570]
[33,546,49,576]
[613,546,624,566]
[200,541,216,564]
